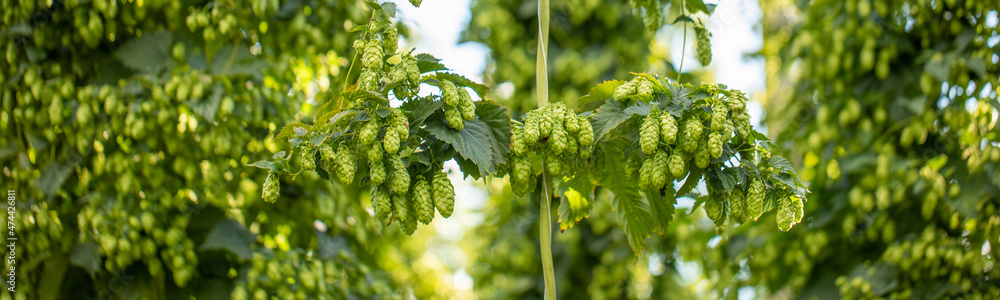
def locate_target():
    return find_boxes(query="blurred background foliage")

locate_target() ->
[1,0,999,299]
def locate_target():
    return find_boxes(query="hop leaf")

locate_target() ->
[262,172,279,203]
[640,112,660,155]
[432,171,455,217]
[413,176,434,224]
[371,186,391,221]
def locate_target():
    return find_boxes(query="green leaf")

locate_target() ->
[424,117,500,177]
[275,122,311,141]
[315,231,356,260]
[348,24,369,33]
[247,160,275,171]
[474,101,512,166]
[39,253,69,300]
[591,99,639,142]
[579,80,624,105]
[686,0,710,14]
[401,96,443,127]
[379,2,397,18]
[38,154,80,201]
[556,174,596,231]
[209,44,266,77]
[199,219,256,261]
[716,167,739,194]
[114,31,172,75]
[676,167,704,198]
[189,83,223,121]
[645,187,677,236]
[415,53,447,73]
[600,138,654,256]
[768,155,796,175]
[69,242,100,278]
[453,155,483,180]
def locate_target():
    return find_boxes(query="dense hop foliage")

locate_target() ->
[1,0,412,298]
[689,0,1000,298]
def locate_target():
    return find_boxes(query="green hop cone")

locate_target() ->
[564,112,581,133]
[362,39,384,69]
[729,188,746,223]
[445,107,464,131]
[401,200,418,235]
[432,171,455,217]
[390,158,410,194]
[353,39,366,52]
[390,108,409,140]
[369,161,387,185]
[550,126,568,155]
[791,195,804,224]
[640,112,660,155]
[511,128,528,155]
[639,151,668,191]
[613,81,636,101]
[708,132,724,158]
[711,104,729,131]
[565,132,579,156]
[262,172,279,203]
[704,198,726,227]
[635,78,655,98]
[747,178,765,221]
[320,144,335,162]
[440,80,458,106]
[578,123,594,159]
[390,65,407,84]
[382,27,398,55]
[336,145,356,183]
[694,24,712,66]
[668,153,687,178]
[523,120,540,145]
[734,113,751,138]
[659,113,677,145]
[371,186,391,221]
[391,192,410,224]
[413,176,434,224]
[359,118,379,146]
[777,195,795,231]
[383,129,400,154]
[367,142,383,162]
[512,156,533,196]
[695,147,710,169]
[301,149,316,171]
[458,88,476,121]
[545,153,563,176]
[537,109,555,137]
[680,118,704,153]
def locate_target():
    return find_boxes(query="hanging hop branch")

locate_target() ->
[508,103,595,196]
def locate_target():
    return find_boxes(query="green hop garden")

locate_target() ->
[1,0,998,299]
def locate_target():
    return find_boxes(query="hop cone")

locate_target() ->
[362,39,384,69]
[371,186,391,221]
[445,107,464,130]
[300,149,316,171]
[336,145,356,183]
[369,161,386,185]
[711,105,729,131]
[694,24,712,66]
[366,143,383,162]
[613,81,636,101]
[359,118,379,146]
[512,156,533,196]
[730,188,746,223]
[578,120,595,159]
[440,80,458,106]
[659,113,677,145]
[704,198,726,227]
[550,126,568,155]
[413,176,434,224]
[458,88,476,121]
[680,118,704,153]
[708,132,724,158]
[383,129,400,154]
[695,147,711,169]
[747,178,765,221]
[320,144,335,162]
[432,171,455,217]
[262,172,279,203]
[640,112,660,155]
[392,192,410,224]
[390,158,410,194]
[668,153,687,178]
